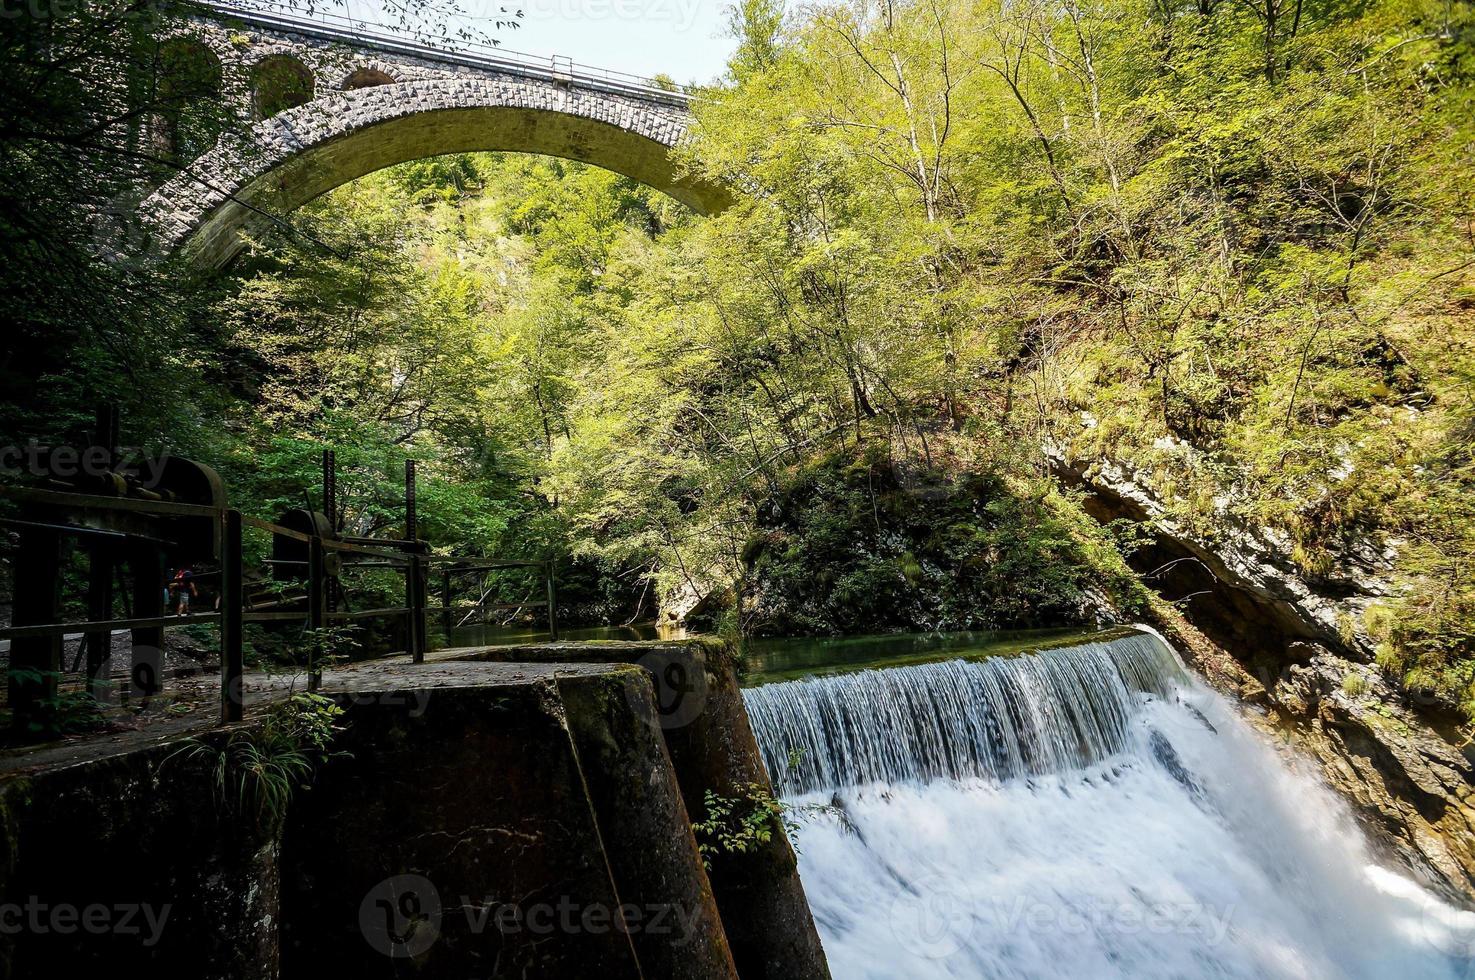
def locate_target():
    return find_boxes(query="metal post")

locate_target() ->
[403,461,426,661]
[84,539,114,704]
[220,510,244,723]
[84,403,118,703]
[322,449,338,614]
[416,547,429,656]
[96,404,119,468]
[9,525,61,734]
[403,459,417,543]
[130,543,165,697]
[407,550,425,664]
[308,535,325,691]
[441,567,452,637]
[322,449,336,531]
[545,559,559,641]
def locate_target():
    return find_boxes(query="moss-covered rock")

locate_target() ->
[742,445,1145,636]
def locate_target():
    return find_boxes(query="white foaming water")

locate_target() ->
[742,633,1475,980]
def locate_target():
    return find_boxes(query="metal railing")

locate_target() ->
[0,485,558,731]
[189,0,695,107]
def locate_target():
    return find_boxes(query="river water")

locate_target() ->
[741,629,1475,980]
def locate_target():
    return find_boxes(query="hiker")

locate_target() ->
[170,567,197,616]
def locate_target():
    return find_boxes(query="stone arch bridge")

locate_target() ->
[141,2,728,267]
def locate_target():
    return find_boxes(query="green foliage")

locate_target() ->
[169,692,346,830]
[8,0,1475,721]
[0,3,240,460]
[297,624,363,676]
[212,155,656,615]
[670,0,1475,716]
[744,445,1145,635]
[0,0,554,626]
[726,0,787,82]
[691,782,797,870]
[1,671,105,739]
[159,4,1475,712]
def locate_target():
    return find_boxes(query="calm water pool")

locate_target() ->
[738,626,1134,686]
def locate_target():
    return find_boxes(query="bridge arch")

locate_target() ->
[142,76,729,268]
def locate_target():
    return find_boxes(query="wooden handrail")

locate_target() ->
[0,612,222,639]
[240,513,312,542]
[0,485,221,518]
[2,473,560,730]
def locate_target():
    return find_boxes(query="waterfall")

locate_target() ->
[742,631,1474,980]
[744,632,1181,795]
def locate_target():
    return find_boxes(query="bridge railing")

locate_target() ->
[191,0,694,106]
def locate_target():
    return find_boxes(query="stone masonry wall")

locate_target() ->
[137,11,726,266]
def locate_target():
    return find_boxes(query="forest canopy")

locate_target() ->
[4,0,1474,713]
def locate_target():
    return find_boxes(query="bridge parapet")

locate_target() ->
[166,2,692,117]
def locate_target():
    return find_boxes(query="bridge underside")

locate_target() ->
[143,81,730,268]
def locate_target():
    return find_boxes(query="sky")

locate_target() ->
[246,0,740,85]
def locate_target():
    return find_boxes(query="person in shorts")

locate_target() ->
[170,567,197,616]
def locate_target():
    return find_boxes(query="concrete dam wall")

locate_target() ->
[0,640,829,979]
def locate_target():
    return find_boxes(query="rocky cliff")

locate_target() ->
[1051,449,1475,907]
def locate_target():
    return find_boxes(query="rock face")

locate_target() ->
[1262,647,1475,903]
[1049,450,1396,656]
[1052,450,1475,907]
